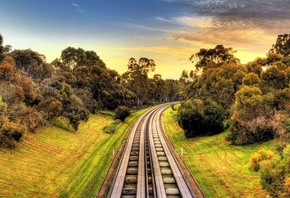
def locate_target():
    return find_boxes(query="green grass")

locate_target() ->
[163,105,275,198]
[0,108,149,197]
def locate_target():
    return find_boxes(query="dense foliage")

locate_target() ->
[177,35,290,197]
[0,34,181,148]
[248,146,290,197]
[177,99,224,137]
[115,106,131,121]
[178,36,290,146]
[178,46,245,138]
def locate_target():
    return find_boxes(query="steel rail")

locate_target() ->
[154,105,196,197]
[108,103,198,198]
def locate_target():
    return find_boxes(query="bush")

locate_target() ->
[171,104,176,111]
[260,157,285,197]
[255,145,290,197]
[227,116,276,145]
[115,106,131,121]
[249,149,275,171]
[103,123,117,134]
[103,120,121,134]
[0,119,27,149]
[177,99,225,138]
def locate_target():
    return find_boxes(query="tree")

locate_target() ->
[232,86,266,121]
[242,73,261,87]
[122,57,156,106]
[148,74,167,103]
[61,95,89,131]
[74,88,99,113]
[165,79,180,101]
[37,97,62,119]
[228,86,276,144]
[190,63,245,117]
[189,45,240,71]
[128,57,155,74]
[61,47,106,70]
[267,53,283,65]
[39,78,89,131]
[246,58,264,76]
[0,34,5,62]
[0,95,7,118]
[16,75,37,106]
[269,34,290,57]
[261,66,288,92]
[10,49,53,80]
[0,56,16,81]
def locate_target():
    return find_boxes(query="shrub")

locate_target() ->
[0,119,27,149]
[103,120,122,134]
[171,104,176,111]
[115,106,131,121]
[103,123,117,134]
[256,145,290,197]
[177,99,225,138]
[260,156,285,197]
[249,149,275,171]
[227,116,276,145]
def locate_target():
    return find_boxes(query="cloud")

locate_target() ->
[72,3,83,13]
[102,45,193,55]
[158,0,290,60]
[120,22,186,35]
[72,3,80,7]
[155,16,174,23]
[172,16,214,28]
[163,0,290,32]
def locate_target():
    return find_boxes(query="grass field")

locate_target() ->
[163,105,275,198]
[0,109,147,197]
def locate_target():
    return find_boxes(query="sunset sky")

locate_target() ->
[1,0,290,79]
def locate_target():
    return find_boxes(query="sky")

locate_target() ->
[1,0,290,79]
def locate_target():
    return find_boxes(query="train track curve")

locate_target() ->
[107,103,204,198]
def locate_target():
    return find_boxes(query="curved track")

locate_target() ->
[108,103,201,198]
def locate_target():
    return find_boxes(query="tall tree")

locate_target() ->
[128,57,155,74]
[61,47,106,70]
[10,49,53,80]
[261,66,288,93]
[122,57,156,106]
[38,78,89,131]
[228,86,275,145]
[148,74,166,103]
[165,79,180,101]
[189,45,240,71]
[269,34,290,57]
[0,34,5,62]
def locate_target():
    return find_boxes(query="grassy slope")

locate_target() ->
[0,109,147,197]
[163,106,274,198]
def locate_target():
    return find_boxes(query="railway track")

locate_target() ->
[108,103,201,198]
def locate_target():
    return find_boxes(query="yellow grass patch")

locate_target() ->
[0,112,133,197]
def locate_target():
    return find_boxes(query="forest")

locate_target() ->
[1,33,290,197]
[0,33,183,148]
[177,34,290,197]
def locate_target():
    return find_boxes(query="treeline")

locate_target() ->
[177,34,290,197]
[0,34,183,148]
[178,35,290,144]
